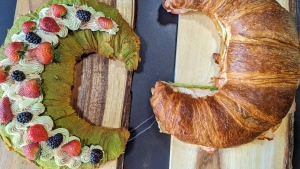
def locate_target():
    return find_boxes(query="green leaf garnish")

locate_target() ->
[53,53,61,63]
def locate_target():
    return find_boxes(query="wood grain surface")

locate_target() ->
[0,0,135,169]
[170,0,295,169]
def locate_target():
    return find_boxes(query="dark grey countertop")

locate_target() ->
[0,0,299,169]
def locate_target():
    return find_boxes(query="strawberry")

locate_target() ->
[28,42,54,64]
[39,17,60,33]
[0,97,13,124]
[61,140,81,156]
[5,42,27,62]
[21,21,36,33]
[27,124,48,143]
[21,143,40,160]
[0,66,8,83]
[18,79,41,98]
[51,4,67,18]
[98,17,113,29]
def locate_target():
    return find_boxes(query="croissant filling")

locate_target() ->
[169,85,218,98]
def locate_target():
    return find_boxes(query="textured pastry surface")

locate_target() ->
[150,0,300,148]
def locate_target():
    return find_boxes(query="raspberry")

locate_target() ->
[76,10,91,22]
[17,112,33,124]
[11,70,26,82]
[90,148,103,164]
[25,32,42,44]
[47,133,63,149]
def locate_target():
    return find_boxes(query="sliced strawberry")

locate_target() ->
[98,17,113,29]
[61,140,81,156]
[27,124,48,143]
[39,17,60,33]
[51,4,67,18]
[0,97,13,124]
[5,42,27,62]
[28,42,54,64]
[0,66,8,83]
[21,142,40,160]
[21,21,37,33]
[18,79,41,98]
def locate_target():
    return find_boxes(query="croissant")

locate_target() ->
[150,0,300,148]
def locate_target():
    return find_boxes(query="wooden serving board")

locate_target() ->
[171,1,295,169]
[0,0,135,169]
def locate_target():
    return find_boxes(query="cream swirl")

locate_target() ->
[4,83,22,102]
[57,25,69,37]
[39,7,51,18]
[5,115,53,147]
[54,149,82,169]
[4,81,43,113]
[16,58,44,74]
[0,58,16,66]
[40,141,54,161]
[5,121,25,146]
[27,102,45,115]
[11,31,59,48]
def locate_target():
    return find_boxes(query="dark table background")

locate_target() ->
[0,0,299,169]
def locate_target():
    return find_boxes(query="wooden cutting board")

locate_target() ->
[0,0,135,169]
[171,1,296,169]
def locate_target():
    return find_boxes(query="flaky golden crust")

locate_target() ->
[151,0,300,148]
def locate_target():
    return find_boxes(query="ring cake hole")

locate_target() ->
[71,53,109,126]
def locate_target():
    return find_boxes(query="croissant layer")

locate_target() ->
[152,0,300,148]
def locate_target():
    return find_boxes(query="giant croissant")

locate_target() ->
[150,0,300,148]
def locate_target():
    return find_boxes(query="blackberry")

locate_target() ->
[47,133,63,149]
[16,112,33,124]
[90,148,103,164]
[11,70,26,82]
[25,32,42,44]
[76,10,91,22]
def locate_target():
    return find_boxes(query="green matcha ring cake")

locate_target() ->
[0,0,140,168]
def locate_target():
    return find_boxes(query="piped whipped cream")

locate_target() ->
[11,31,59,49]
[39,4,119,34]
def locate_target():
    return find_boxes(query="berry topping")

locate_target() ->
[17,112,33,124]
[18,79,41,98]
[28,42,54,65]
[11,70,26,82]
[98,17,113,29]
[0,97,13,124]
[0,66,8,83]
[27,124,48,143]
[39,17,60,33]
[47,133,63,149]
[25,32,42,44]
[5,42,27,62]
[76,10,91,22]
[90,148,103,164]
[61,140,81,156]
[21,21,37,34]
[51,4,67,18]
[21,143,40,160]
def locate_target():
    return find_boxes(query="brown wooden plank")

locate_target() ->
[170,0,295,169]
[0,0,135,169]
